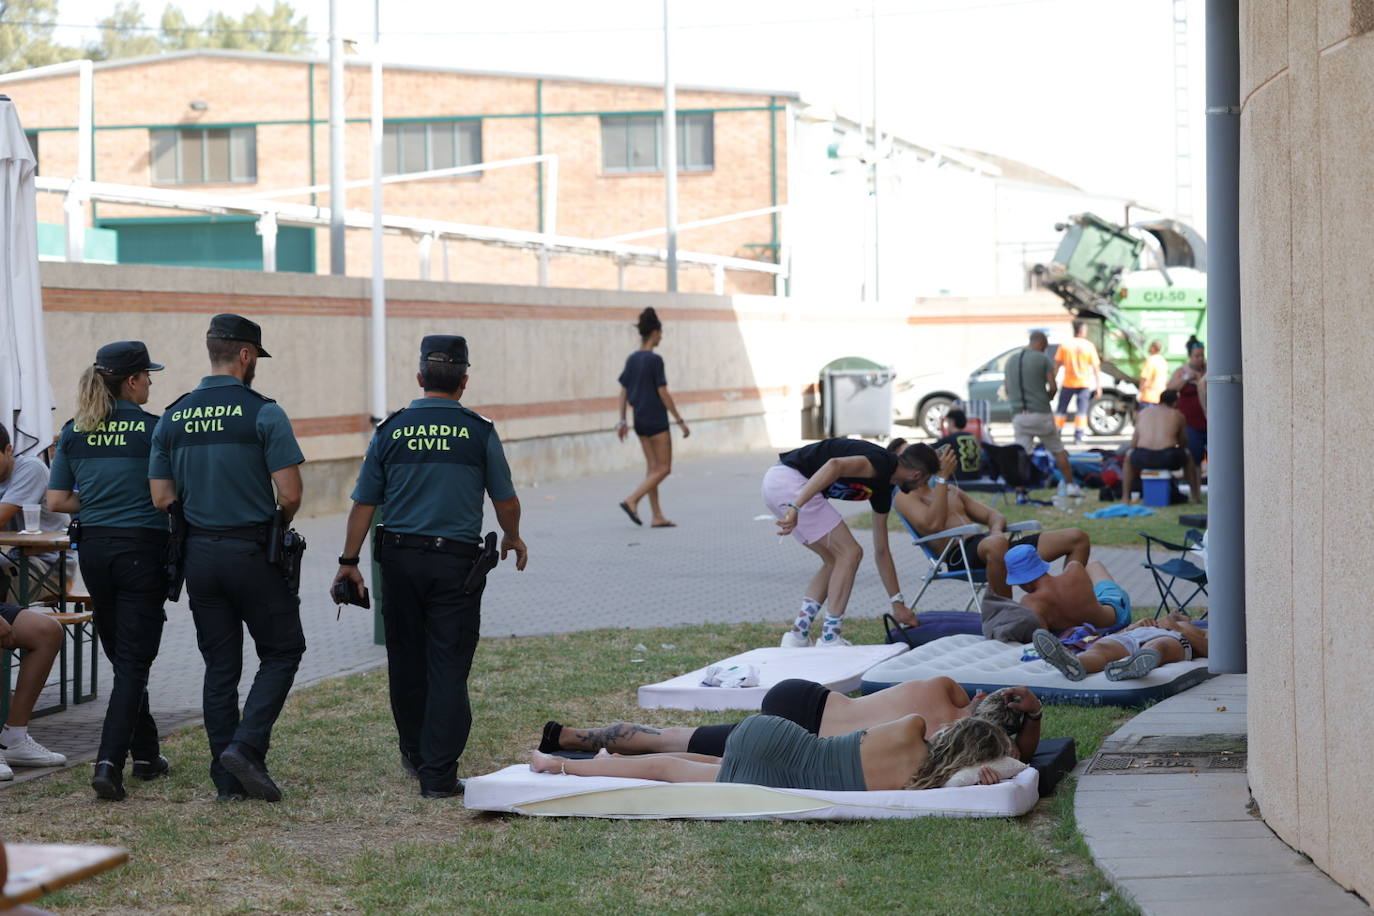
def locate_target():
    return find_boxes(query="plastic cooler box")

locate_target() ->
[1140,471,1171,507]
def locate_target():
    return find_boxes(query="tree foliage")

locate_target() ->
[0,0,83,72]
[2,0,313,72]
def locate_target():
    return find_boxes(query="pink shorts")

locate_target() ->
[761,464,844,546]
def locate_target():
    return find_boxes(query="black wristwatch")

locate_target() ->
[337,556,360,566]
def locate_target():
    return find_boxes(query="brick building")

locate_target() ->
[6,50,792,294]
[5,49,1137,301]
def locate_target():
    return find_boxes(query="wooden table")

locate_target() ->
[0,532,69,608]
[1,843,127,909]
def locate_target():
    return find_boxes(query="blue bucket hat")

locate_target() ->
[1004,544,1051,586]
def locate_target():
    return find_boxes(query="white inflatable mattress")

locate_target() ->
[859,634,1214,707]
[464,764,1040,821]
[637,644,909,711]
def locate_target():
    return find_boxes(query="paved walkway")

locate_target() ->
[1077,675,1369,914]
[5,447,1190,786]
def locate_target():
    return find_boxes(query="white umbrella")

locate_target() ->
[0,94,53,457]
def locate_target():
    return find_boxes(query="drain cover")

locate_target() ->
[1085,751,1246,775]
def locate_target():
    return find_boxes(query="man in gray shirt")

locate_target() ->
[0,424,69,602]
[1004,331,1080,497]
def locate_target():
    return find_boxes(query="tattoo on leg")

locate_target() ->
[571,723,662,751]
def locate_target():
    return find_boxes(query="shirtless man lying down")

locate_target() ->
[540,676,1044,763]
[1003,543,1132,632]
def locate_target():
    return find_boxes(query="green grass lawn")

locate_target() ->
[851,488,1207,548]
[5,620,1138,915]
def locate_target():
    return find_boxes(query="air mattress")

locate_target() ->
[638,644,908,711]
[464,764,1040,821]
[859,634,1213,707]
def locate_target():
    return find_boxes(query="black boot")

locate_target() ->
[92,761,127,801]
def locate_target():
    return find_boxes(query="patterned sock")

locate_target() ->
[0,724,27,747]
[819,613,844,641]
[792,598,822,635]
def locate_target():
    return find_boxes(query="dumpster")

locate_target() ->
[821,356,896,438]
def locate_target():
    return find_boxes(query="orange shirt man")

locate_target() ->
[1053,322,1101,441]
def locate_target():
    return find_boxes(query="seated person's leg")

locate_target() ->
[1122,452,1139,501]
[974,534,1011,597]
[4,608,62,726]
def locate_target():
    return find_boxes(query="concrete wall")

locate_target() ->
[1241,0,1374,900]
[38,262,1068,516]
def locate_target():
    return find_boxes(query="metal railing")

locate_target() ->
[36,174,785,292]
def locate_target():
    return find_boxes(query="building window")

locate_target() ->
[24,131,37,174]
[382,121,482,176]
[600,113,714,173]
[150,127,256,184]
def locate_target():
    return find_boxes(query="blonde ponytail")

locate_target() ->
[74,366,120,431]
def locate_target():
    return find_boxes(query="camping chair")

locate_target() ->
[897,509,1041,613]
[1138,528,1208,617]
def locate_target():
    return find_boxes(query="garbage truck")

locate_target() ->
[1032,212,1207,435]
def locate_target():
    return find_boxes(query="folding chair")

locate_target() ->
[1138,528,1208,617]
[897,511,1041,613]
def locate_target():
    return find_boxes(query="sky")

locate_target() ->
[50,0,1208,223]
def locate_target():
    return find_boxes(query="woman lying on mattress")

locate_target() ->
[530,712,1018,792]
[540,677,1044,764]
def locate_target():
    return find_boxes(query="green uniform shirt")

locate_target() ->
[1005,347,1054,415]
[148,376,304,530]
[352,398,515,543]
[49,400,165,530]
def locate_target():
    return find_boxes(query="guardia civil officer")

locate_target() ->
[331,335,528,798]
[149,315,306,803]
[46,342,172,801]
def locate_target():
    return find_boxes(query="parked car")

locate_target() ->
[896,343,1135,439]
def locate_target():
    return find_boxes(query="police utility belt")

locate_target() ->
[376,528,481,558]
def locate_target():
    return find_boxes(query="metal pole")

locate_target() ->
[870,0,880,302]
[328,0,347,275]
[662,0,678,291]
[369,3,387,422]
[1204,0,1245,673]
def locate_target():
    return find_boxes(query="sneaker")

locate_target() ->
[1032,629,1086,681]
[1065,483,1084,498]
[1105,648,1163,681]
[815,633,852,648]
[780,630,811,648]
[0,754,12,781]
[0,735,67,768]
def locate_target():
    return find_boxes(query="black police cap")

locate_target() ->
[419,335,470,367]
[206,313,271,358]
[94,340,164,375]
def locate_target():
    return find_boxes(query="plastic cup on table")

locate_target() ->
[21,504,41,534]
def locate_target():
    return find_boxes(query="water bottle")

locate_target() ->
[1052,481,1068,511]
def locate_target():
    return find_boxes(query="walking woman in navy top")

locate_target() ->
[47,341,172,801]
[616,307,689,527]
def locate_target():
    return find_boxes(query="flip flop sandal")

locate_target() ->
[1105,647,1163,681]
[651,521,677,528]
[1032,629,1087,681]
[618,502,642,526]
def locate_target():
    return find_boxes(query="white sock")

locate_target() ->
[1,725,28,747]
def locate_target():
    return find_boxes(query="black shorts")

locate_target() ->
[1131,446,1186,471]
[945,531,1041,573]
[634,422,670,438]
[1,602,21,625]
[686,678,833,757]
